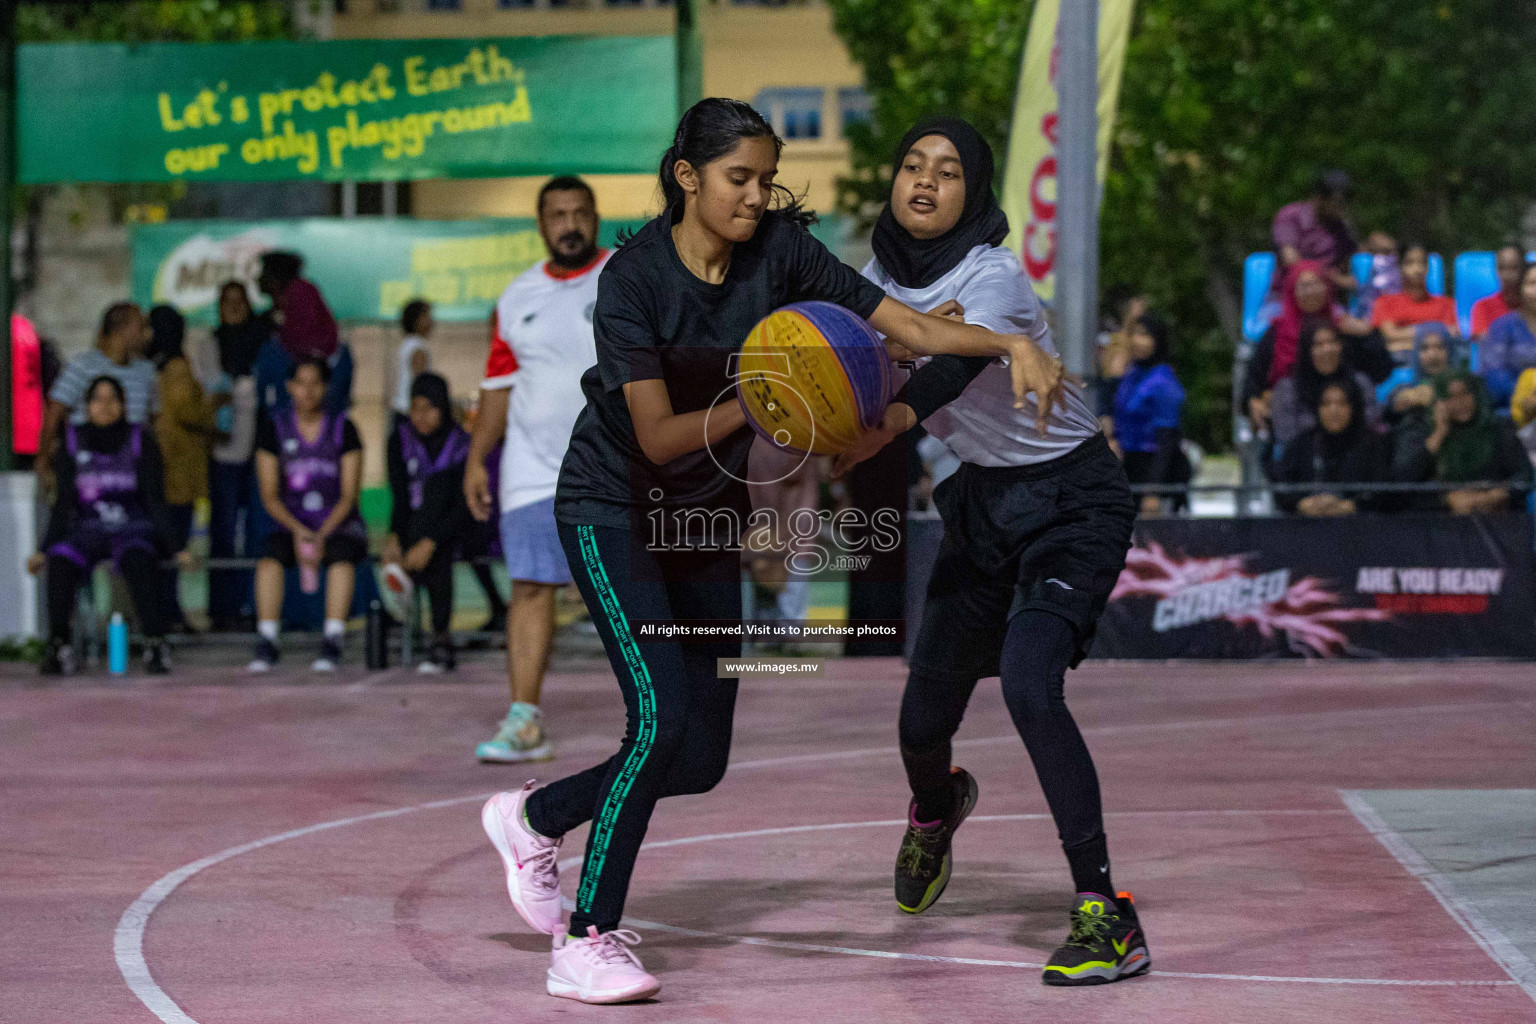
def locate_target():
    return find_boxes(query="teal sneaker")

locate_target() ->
[476,702,555,763]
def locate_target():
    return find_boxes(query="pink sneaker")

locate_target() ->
[547,927,660,1004]
[481,783,564,935]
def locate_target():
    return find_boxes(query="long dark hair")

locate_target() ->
[650,98,814,232]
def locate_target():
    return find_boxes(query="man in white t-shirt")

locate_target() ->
[466,176,608,763]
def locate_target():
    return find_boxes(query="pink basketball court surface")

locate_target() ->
[4,655,1534,1023]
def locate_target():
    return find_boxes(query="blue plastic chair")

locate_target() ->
[1242,253,1278,342]
[1455,251,1497,337]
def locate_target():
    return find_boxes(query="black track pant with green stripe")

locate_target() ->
[526,522,742,936]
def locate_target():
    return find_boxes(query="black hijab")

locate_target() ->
[871,116,1011,289]
[214,282,265,377]
[408,372,455,459]
[1294,320,1356,413]
[146,305,185,368]
[76,375,133,454]
[1133,311,1172,368]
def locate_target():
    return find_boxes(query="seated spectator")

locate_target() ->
[383,373,495,674]
[1471,244,1525,339]
[1512,369,1536,470]
[392,298,434,432]
[252,252,354,417]
[28,377,181,675]
[1377,322,1459,423]
[249,358,367,674]
[39,303,158,488]
[1481,261,1536,410]
[1351,230,1402,319]
[1110,311,1189,515]
[1271,170,1358,292]
[208,281,265,631]
[1242,261,1377,433]
[1370,243,1457,357]
[1393,370,1533,513]
[1273,377,1387,515]
[1268,322,1380,453]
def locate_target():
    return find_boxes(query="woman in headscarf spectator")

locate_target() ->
[1241,260,1378,434]
[1394,370,1532,513]
[1272,376,1387,515]
[1268,321,1381,455]
[1377,322,1459,424]
[148,305,225,632]
[1511,368,1536,467]
[252,251,354,418]
[208,281,266,630]
[1110,310,1189,515]
[1480,261,1536,410]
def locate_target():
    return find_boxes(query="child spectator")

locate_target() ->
[1377,322,1459,423]
[1268,322,1381,453]
[1471,245,1525,339]
[29,377,181,675]
[208,282,265,631]
[1351,230,1401,319]
[383,372,484,674]
[1273,377,1387,515]
[392,299,433,431]
[1480,261,1536,410]
[248,358,366,673]
[147,305,225,633]
[1110,311,1189,515]
[1393,370,1532,513]
[1369,244,1457,357]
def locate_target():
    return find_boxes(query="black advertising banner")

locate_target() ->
[1092,513,1536,659]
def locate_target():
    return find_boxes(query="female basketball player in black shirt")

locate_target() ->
[480,98,1065,1005]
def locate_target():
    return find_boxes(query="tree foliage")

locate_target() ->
[827,0,1536,450]
[17,0,293,43]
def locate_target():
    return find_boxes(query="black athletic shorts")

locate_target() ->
[262,530,369,567]
[910,433,1136,679]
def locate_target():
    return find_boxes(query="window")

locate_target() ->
[753,87,824,141]
[498,0,537,7]
[838,87,872,135]
[426,0,461,9]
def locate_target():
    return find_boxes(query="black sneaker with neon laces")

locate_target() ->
[1042,891,1151,986]
[893,767,979,914]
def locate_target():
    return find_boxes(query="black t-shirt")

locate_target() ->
[254,413,362,457]
[555,210,886,530]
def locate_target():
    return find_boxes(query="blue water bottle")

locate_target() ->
[108,612,129,675]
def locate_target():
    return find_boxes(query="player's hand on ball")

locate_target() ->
[1005,336,1065,433]
[831,403,916,479]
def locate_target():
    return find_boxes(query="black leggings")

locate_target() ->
[900,608,1105,855]
[525,523,741,935]
[47,547,169,643]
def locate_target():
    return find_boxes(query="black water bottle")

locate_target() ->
[365,600,390,669]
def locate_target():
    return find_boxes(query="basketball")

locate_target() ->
[735,301,892,455]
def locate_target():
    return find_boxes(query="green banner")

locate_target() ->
[19,36,676,183]
[129,217,647,325]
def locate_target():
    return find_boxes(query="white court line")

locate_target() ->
[1339,790,1536,1004]
[113,772,1516,1023]
[728,697,1536,772]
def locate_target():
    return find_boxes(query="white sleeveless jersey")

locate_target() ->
[861,244,1099,467]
